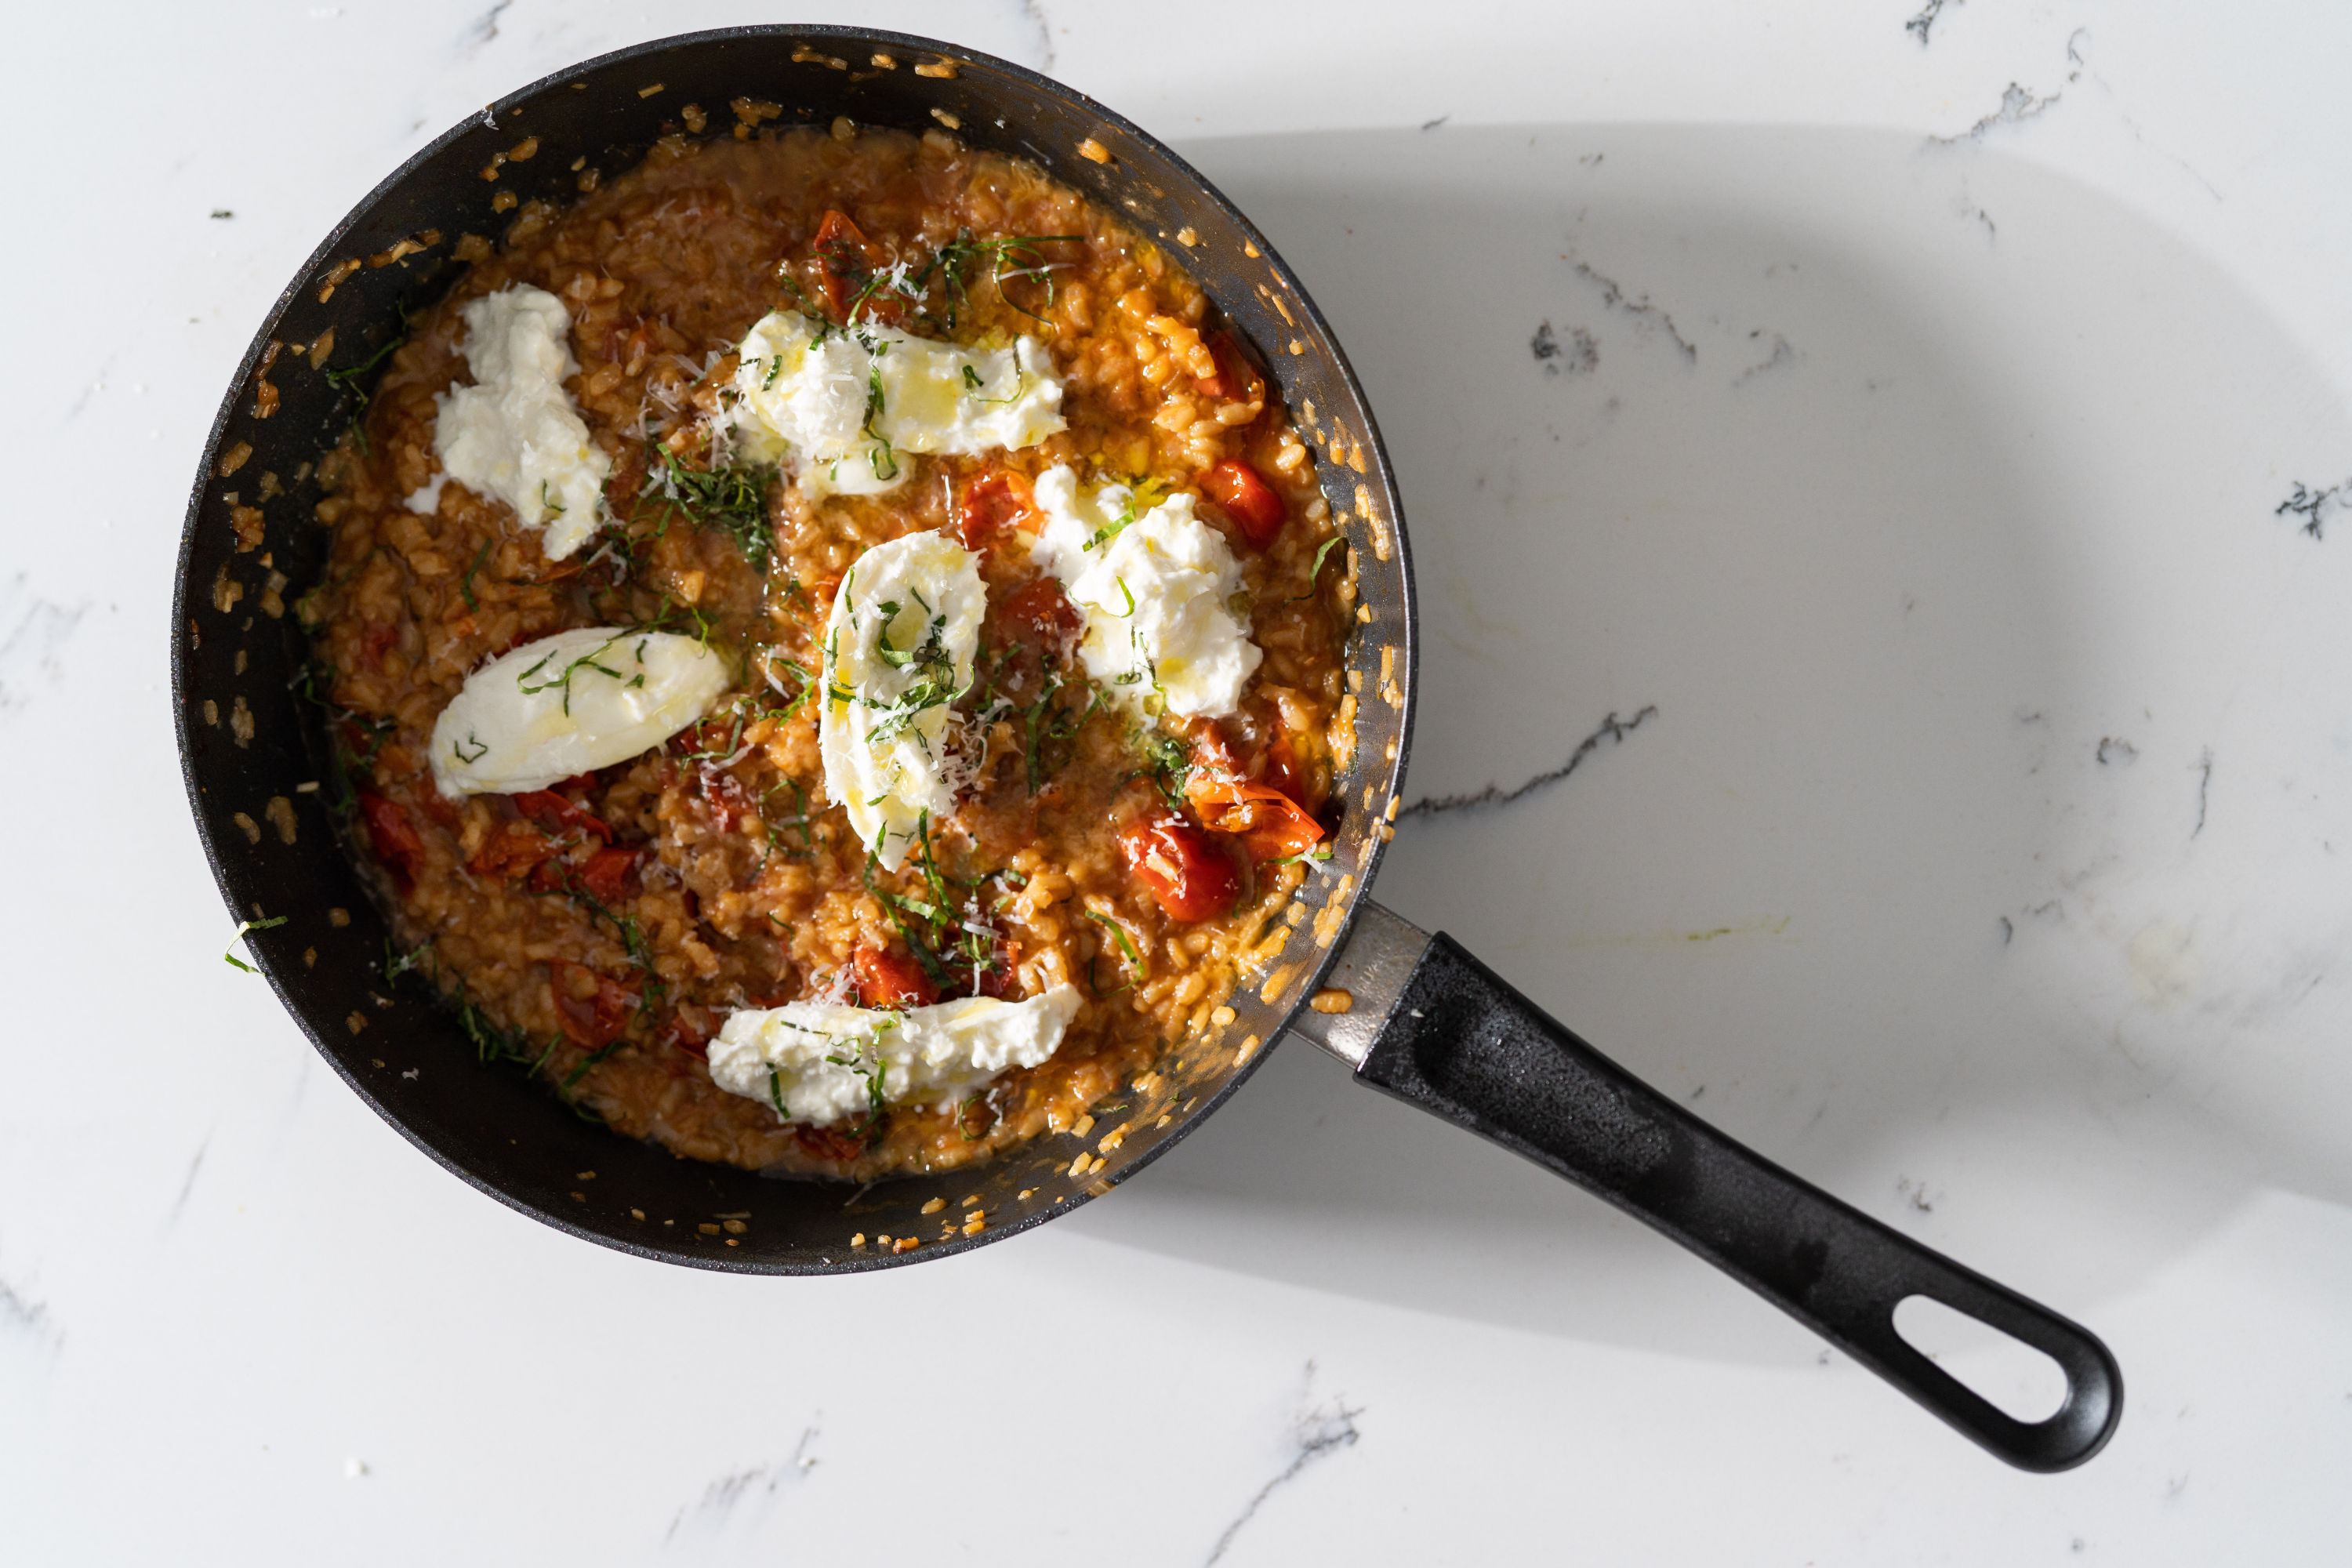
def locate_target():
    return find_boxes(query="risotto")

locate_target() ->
[299,120,1351,1180]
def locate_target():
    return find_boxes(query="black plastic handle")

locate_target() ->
[1356,933,2122,1471]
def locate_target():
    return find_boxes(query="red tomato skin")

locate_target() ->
[954,469,1040,551]
[811,209,890,320]
[1118,810,1243,922]
[855,945,941,1009]
[1261,720,1320,815]
[357,791,426,891]
[1189,779,1324,864]
[576,846,641,904]
[1178,717,1326,863]
[1193,332,1262,405]
[997,575,1083,655]
[1204,460,1286,550]
[466,822,557,880]
[972,938,1025,1000]
[514,789,615,844]
[667,1004,716,1060]
[549,959,637,1051]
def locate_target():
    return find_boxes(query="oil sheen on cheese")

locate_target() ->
[819,531,986,869]
[430,626,728,797]
[707,985,1085,1127]
[405,285,611,560]
[1027,465,1261,718]
[730,310,1064,498]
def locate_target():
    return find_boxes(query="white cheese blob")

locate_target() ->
[730,309,1064,499]
[819,531,986,868]
[1028,466,1262,719]
[405,285,611,559]
[430,626,728,797]
[708,984,1083,1128]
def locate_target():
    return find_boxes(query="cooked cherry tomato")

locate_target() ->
[954,468,1040,550]
[416,775,464,829]
[972,937,1025,1000]
[996,575,1084,656]
[811,209,888,320]
[1204,459,1286,550]
[1193,331,1262,405]
[1178,717,1325,862]
[1198,783,1324,863]
[794,1123,869,1163]
[855,944,940,1009]
[1119,809,1243,922]
[667,1004,717,1061]
[466,821,557,880]
[357,791,426,891]
[550,958,637,1051]
[1261,720,1320,815]
[514,789,615,844]
[576,845,641,904]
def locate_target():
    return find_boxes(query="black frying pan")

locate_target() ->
[172,24,2121,1472]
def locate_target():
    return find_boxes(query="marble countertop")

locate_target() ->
[5,0,2350,1560]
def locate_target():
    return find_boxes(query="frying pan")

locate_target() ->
[172,24,2122,1472]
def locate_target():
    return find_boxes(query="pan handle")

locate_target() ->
[1293,904,2122,1472]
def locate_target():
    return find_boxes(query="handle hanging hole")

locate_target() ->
[1893,1294,2068,1424]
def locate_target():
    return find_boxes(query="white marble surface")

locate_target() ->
[5,0,2351,1560]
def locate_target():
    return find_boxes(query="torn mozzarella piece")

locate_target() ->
[818,531,986,869]
[429,626,728,797]
[730,309,1064,499]
[405,284,611,560]
[707,985,1086,1127]
[1027,465,1261,719]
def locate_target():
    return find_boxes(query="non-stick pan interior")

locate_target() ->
[172,25,1415,1272]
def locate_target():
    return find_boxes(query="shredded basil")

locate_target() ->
[1291,535,1344,601]
[222,915,289,974]
[459,536,495,610]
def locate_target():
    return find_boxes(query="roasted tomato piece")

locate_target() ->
[794,1123,869,1163]
[550,958,637,1051]
[667,1003,717,1060]
[971,937,1025,1000]
[997,575,1084,656]
[412,768,465,827]
[514,789,615,843]
[1193,331,1264,405]
[576,845,641,904]
[1204,459,1286,550]
[1181,712,1326,862]
[1118,809,1243,922]
[356,791,426,891]
[1260,720,1321,815]
[1191,782,1326,863]
[466,821,557,880]
[811,209,891,320]
[855,944,941,1009]
[954,468,1041,550]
